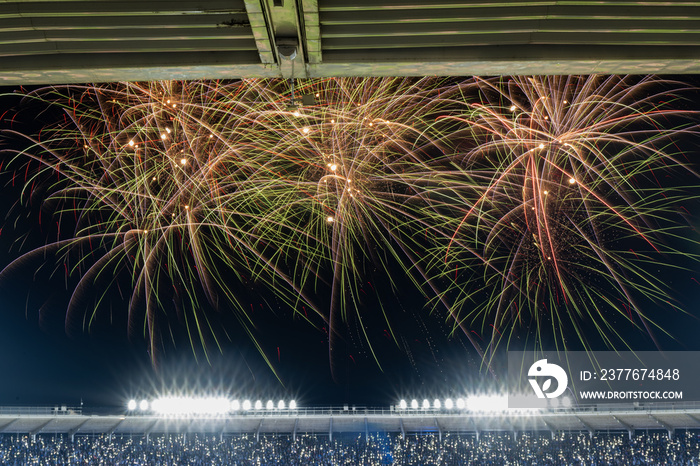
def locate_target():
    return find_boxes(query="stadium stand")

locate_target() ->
[0,431,699,464]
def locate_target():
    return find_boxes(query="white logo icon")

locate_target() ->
[528,359,568,398]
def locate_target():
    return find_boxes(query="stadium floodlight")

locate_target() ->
[278,400,286,410]
[433,399,441,409]
[444,398,454,410]
[548,397,561,409]
[127,399,137,411]
[139,400,149,411]
[456,398,466,409]
[231,400,240,411]
[151,397,184,416]
[561,396,572,408]
[410,399,418,409]
[255,400,263,410]
[266,400,274,410]
[243,400,252,411]
[399,399,407,410]
[200,397,230,415]
[289,400,297,410]
[422,399,430,409]
[150,396,231,416]
[150,397,167,414]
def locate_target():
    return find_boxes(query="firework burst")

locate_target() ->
[241,77,465,369]
[430,75,700,353]
[0,81,324,364]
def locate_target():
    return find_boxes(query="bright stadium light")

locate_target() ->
[266,400,274,410]
[201,397,230,414]
[231,400,240,411]
[410,399,418,409]
[422,399,430,409]
[561,396,572,408]
[444,398,454,410]
[127,399,137,411]
[456,398,466,409]
[278,400,286,410]
[150,396,232,416]
[255,400,263,410]
[289,400,297,410]
[243,400,252,411]
[150,398,163,412]
[151,397,177,414]
[399,399,407,410]
[139,400,149,411]
[433,399,441,409]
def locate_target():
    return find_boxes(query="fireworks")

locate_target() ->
[429,75,699,353]
[0,75,697,363]
[254,77,464,368]
[0,80,318,362]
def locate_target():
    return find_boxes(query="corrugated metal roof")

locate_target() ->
[0,0,698,84]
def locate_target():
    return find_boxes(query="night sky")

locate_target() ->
[0,77,697,412]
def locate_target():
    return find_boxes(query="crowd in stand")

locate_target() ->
[0,431,698,465]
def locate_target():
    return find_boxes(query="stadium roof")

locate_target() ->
[2,405,700,438]
[1,0,699,85]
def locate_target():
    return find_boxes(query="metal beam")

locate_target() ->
[318,3,700,21]
[30,419,53,441]
[300,0,321,64]
[0,1,246,18]
[292,418,298,441]
[0,26,255,45]
[256,419,263,442]
[541,419,556,439]
[320,19,700,39]
[612,415,634,439]
[686,413,700,427]
[9,45,691,86]
[649,414,675,439]
[575,416,595,438]
[0,418,19,433]
[68,418,91,442]
[244,0,276,64]
[0,13,248,31]
[0,51,272,86]
[309,45,700,77]
[0,46,697,85]
[106,418,125,438]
